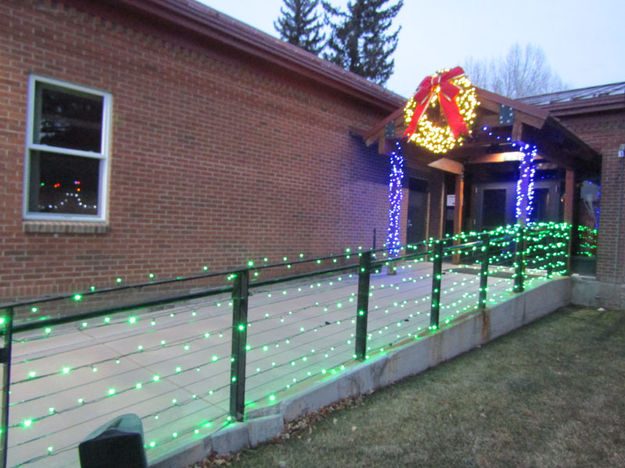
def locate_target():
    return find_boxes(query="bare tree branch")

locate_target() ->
[464,44,566,98]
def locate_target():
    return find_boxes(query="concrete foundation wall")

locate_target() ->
[150,277,572,468]
[571,275,625,309]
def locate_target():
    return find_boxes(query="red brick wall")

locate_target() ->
[0,0,404,300]
[558,110,625,283]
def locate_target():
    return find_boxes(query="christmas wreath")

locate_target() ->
[403,67,479,154]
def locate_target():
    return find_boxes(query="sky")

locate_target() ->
[197,0,625,98]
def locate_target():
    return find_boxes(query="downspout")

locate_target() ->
[612,155,625,283]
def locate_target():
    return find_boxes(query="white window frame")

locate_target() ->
[23,75,112,222]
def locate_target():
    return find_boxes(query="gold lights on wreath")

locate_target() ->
[403,69,479,154]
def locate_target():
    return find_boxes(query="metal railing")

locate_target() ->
[0,222,571,467]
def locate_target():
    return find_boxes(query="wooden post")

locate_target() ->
[453,173,464,235]
[378,137,393,155]
[564,170,575,224]
[453,173,464,264]
[511,120,523,141]
[439,180,446,239]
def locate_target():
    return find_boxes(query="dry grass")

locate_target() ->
[204,306,625,468]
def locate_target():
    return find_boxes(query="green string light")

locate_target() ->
[8,222,571,466]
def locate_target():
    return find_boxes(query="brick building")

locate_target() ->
[522,84,625,306]
[0,0,421,300]
[1,0,623,306]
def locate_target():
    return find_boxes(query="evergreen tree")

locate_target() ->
[322,0,403,85]
[274,0,325,55]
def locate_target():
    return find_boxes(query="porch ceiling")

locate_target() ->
[363,87,601,176]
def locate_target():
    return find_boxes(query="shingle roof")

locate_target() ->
[520,82,625,106]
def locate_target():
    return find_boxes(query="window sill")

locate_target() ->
[23,221,109,234]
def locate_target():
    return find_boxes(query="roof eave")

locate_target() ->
[538,94,625,116]
[478,88,550,123]
[545,115,601,163]
[363,87,551,145]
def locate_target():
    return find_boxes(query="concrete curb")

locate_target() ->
[150,277,571,468]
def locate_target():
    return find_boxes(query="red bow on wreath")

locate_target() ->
[404,66,469,139]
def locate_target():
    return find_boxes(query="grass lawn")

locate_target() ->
[200,306,625,467]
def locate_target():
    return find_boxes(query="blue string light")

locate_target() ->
[514,143,537,224]
[386,141,405,256]
[385,124,542,250]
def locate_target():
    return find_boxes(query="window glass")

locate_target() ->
[34,83,103,152]
[28,151,100,215]
[26,76,110,220]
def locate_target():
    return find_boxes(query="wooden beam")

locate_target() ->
[522,122,599,174]
[477,97,500,114]
[477,114,506,128]
[466,152,545,164]
[518,112,548,130]
[363,108,403,145]
[377,137,396,155]
[478,88,549,124]
[511,120,523,141]
[428,158,463,175]
[378,136,386,154]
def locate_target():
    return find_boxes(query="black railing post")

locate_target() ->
[229,270,249,422]
[355,251,372,361]
[513,225,525,293]
[0,307,14,468]
[478,234,490,311]
[430,241,443,329]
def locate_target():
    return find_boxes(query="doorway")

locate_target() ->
[471,180,561,231]
[471,182,515,231]
[406,177,428,244]
[482,188,507,230]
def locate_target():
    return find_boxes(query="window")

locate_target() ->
[24,76,111,221]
